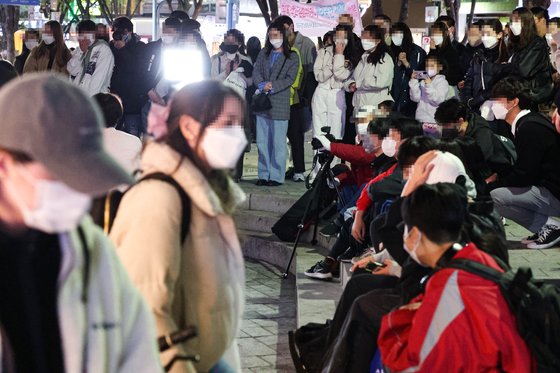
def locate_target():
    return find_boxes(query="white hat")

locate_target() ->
[426,151,477,198]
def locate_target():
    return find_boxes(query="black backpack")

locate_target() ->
[490,133,517,167]
[90,173,191,241]
[446,259,560,372]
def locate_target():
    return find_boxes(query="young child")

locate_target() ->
[409,55,451,125]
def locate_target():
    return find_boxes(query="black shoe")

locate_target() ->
[527,224,560,249]
[267,180,283,186]
[256,179,268,186]
[319,222,342,238]
[304,260,333,280]
[521,232,539,245]
[285,167,295,179]
[337,247,357,263]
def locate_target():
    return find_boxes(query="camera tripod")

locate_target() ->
[282,151,346,279]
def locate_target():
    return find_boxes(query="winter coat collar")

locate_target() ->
[140,141,246,217]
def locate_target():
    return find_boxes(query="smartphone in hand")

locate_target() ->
[413,70,429,80]
[365,261,387,272]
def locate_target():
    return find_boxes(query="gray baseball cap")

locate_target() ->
[0,74,133,196]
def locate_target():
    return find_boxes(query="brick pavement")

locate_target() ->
[238,260,296,373]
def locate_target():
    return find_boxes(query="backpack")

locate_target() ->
[446,259,560,372]
[90,172,191,241]
[490,133,517,167]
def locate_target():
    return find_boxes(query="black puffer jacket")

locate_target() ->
[391,44,426,117]
[510,36,554,105]
[461,46,511,111]
[428,43,464,86]
[460,43,484,80]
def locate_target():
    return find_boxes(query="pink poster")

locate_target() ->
[279,0,363,38]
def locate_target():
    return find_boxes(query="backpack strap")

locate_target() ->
[445,258,504,284]
[139,172,191,244]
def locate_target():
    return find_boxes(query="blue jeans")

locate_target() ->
[256,116,289,183]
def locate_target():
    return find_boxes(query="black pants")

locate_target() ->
[322,275,400,373]
[288,103,306,173]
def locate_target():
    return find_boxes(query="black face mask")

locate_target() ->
[220,43,239,54]
[441,127,460,139]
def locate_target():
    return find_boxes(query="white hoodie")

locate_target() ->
[345,51,394,108]
[409,74,452,123]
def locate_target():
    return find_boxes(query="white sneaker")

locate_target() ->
[292,173,305,182]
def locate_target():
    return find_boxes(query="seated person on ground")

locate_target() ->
[487,77,560,249]
[378,182,532,373]
[316,106,391,238]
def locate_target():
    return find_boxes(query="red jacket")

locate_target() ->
[355,163,398,211]
[329,143,376,187]
[378,243,533,373]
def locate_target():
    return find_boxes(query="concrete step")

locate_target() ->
[240,192,300,215]
[295,246,343,328]
[239,229,297,276]
[235,209,283,233]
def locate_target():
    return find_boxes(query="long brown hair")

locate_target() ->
[36,21,71,69]
[509,7,538,52]
[163,80,245,213]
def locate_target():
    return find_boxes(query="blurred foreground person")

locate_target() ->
[0,74,161,373]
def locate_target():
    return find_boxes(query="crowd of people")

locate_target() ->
[0,4,559,373]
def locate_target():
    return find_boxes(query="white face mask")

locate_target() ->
[225,52,237,60]
[7,167,91,233]
[42,35,55,45]
[510,21,522,36]
[335,38,348,47]
[432,35,444,46]
[427,68,438,77]
[361,40,377,51]
[403,225,426,267]
[201,126,248,169]
[391,34,404,47]
[270,38,283,49]
[491,102,510,120]
[25,40,38,50]
[381,137,397,157]
[356,123,368,135]
[481,35,498,49]
[546,33,553,45]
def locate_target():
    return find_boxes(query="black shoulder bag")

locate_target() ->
[251,54,289,113]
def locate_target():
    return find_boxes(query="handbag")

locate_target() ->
[251,54,289,113]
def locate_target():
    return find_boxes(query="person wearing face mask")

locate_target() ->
[0,74,162,373]
[507,7,553,107]
[461,20,485,78]
[349,118,423,252]
[487,78,560,250]
[313,107,391,239]
[14,29,39,75]
[379,182,531,373]
[211,29,252,84]
[311,25,361,141]
[461,19,511,116]
[110,16,161,138]
[390,22,426,118]
[373,14,393,47]
[345,25,394,111]
[67,20,114,96]
[409,54,451,124]
[428,21,463,89]
[23,21,70,75]
[253,21,300,186]
[110,81,248,373]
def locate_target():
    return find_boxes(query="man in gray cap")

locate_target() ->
[0,74,162,372]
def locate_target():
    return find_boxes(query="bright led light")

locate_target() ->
[163,48,204,90]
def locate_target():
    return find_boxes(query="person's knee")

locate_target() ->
[490,188,510,207]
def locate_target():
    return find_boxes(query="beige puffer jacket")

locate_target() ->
[110,142,246,373]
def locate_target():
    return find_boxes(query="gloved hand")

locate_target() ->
[315,135,331,151]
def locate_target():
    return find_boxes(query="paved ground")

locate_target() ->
[236,138,560,372]
[238,260,296,373]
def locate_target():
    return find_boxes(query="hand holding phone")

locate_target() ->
[413,70,429,80]
[365,261,387,272]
